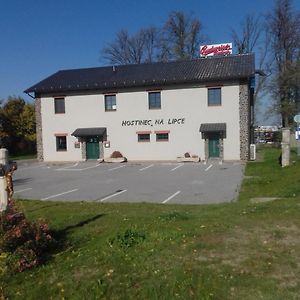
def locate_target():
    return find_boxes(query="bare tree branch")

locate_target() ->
[266,0,300,126]
[231,14,262,54]
[162,11,203,60]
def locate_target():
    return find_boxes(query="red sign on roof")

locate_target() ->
[200,43,233,57]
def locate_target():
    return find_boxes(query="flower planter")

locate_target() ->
[176,156,200,162]
[104,157,127,163]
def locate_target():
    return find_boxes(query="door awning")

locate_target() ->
[200,123,226,138]
[71,127,107,137]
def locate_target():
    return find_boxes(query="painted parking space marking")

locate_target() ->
[18,165,44,170]
[170,164,184,171]
[15,188,32,193]
[108,165,126,171]
[41,189,79,200]
[162,190,181,204]
[99,189,127,202]
[205,164,213,172]
[139,164,154,171]
[56,163,101,171]
[56,162,79,170]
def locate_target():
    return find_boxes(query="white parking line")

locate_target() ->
[56,162,79,171]
[99,189,127,202]
[205,164,213,172]
[14,188,32,193]
[18,165,44,170]
[56,164,101,171]
[108,165,126,171]
[170,164,184,171]
[162,191,181,204]
[139,164,154,171]
[41,189,79,200]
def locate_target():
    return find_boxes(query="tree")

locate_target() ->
[161,11,203,61]
[101,11,205,65]
[231,14,272,125]
[102,28,160,65]
[0,96,36,154]
[266,0,300,126]
[231,14,262,54]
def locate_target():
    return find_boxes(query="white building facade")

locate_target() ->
[25,54,255,162]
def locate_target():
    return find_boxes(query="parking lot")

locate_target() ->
[13,161,244,205]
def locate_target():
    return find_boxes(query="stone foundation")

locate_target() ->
[35,98,44,161]
[239,84,250,160]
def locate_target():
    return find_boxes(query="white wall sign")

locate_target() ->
[200,43,232,57]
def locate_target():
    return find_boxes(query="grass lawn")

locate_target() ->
[1,146,300,299]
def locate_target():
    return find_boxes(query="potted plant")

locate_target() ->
[176,152,200,162]
[104,151,127,163]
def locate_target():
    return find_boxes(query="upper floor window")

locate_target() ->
[105,94,116,111]
[208,88,221,106]
[54,97,65,114]
[56,135,67,151]
[148,92,161,109]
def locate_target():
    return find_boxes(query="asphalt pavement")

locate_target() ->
[13,160,244,205]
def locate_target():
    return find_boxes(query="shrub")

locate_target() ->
[111,151,123,158]
[0,201,56,273]
[108,228,146,249]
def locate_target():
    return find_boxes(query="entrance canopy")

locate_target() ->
[200,123,226,138]
[71,127,107,138]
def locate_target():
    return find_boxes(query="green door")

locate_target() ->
[86,137,100,159]
[208,134,220,158]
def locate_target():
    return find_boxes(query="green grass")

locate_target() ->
[240,146,300,200]
[1,147,300,299]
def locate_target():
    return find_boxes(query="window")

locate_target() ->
[148,92,161,109]
[56,136,67,151]
[156,133,169,142]
[138,133,150,142]
[208,88,221,106]
[105,94,116,111]
[54,97,65,113]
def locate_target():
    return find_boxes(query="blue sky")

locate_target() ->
[1,0,299,109]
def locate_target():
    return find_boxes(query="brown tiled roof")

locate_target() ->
[25,54,255,95]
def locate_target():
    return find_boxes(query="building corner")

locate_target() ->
[239,83,250,160]
[35,98,44,161]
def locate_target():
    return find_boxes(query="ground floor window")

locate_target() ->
[138,133,150,142]
[56,136,67,151]
[156,132,169,142]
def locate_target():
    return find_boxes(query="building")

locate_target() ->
[25,54,255,162]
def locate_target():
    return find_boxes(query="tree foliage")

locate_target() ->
[0,96,36,154]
